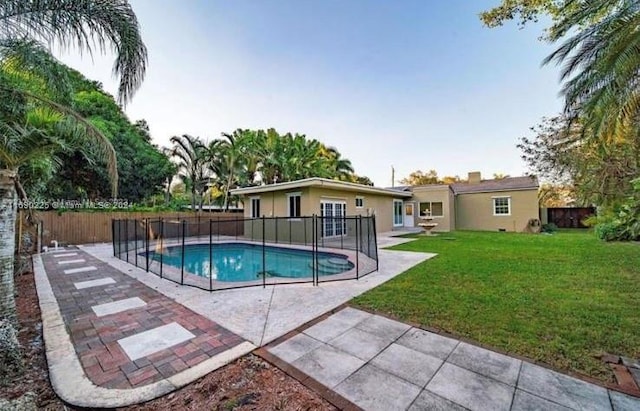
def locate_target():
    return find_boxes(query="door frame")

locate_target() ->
[393,199,404,227]
[403,201,415,228]
[320,199,347,238]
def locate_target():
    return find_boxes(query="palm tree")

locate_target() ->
[544,0,640,141]
[170,135,208,211]
[0,0,147,322]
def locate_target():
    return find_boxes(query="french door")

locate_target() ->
[393,199,404,227]
[320,201,346,237]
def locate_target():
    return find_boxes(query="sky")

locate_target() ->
[56,0,564,187]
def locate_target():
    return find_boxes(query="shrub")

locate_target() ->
[541,223,558,233]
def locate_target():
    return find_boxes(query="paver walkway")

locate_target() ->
[263,307,640,411]
[35,248,255,407]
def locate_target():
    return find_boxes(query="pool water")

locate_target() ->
[146,243,354,282]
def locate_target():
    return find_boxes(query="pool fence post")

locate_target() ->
[217,215,220,242]
[111,219,116,257]
[304,217,307,247]
[275,216,278,244]
[356,217,360,280]
[209,219,213,291]
[124,219,129,263]
[262,216,266,288]
[134,220,138,267]
[145,218,150,272]
[181,219,186,285]
[313,214,318,286]
[289,218,292,245]
[367,215,371,257]
[159,219,164,279]
[373,214,379,271]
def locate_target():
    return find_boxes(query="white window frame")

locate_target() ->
[355,196,364,209]
[287,191,302,219]
[250,196,261,218]
[419,201,444,218]
[492,196,511,216]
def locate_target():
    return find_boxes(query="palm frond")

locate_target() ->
[0,0,147,104]
[0,84,118,196]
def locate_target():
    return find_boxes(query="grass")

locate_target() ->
[351,230,640,383]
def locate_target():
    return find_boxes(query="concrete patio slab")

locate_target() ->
[291,344,365,388]
[334,363,421,411]
[448,341,521,386]
[610,390,640,411]
[408,390,467,411]
[303,315,358,342]
[64,265,97,274]
[268,333,322,363]
[426,363,514,411]
[397,328,459,360]
[328,328,393,362]
[91,296,147,317]
[354,313,412,340]
[518,362,611,410]
[74,277,116,289]
[511,389,571,411]
[371,343,443,387]
[118,322,196,361]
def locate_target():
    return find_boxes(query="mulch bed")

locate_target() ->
[1,267,334,411]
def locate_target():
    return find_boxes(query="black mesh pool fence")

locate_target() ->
[112,215,379,291]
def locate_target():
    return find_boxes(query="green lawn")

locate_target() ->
[351,230,640,383]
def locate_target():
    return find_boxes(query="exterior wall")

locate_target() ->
[455,189,539,232]
[409,186,454,232]
[306,187,398,233]
[240,186,406,236]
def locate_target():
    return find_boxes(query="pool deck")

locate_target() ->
[35,233,434,407]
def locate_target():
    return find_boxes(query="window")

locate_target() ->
[355,197,364,208]
[419,202,443,217]
[250,197,261,218]
[493,197,511,216]
[287,192,301,218]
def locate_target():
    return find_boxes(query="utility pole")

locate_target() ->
[391,166,395,187]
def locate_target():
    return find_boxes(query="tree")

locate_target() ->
[400,170,440,186]
[479,1,614,34]
[0,0,147,323]
[518,115,639,206]
[170,135,209,211]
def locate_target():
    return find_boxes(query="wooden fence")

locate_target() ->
[34,211,243,245]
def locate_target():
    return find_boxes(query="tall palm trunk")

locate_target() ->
[223,169,233,211]
[0,169,17,322]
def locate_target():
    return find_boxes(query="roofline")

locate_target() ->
[230,178,413,198]
[454,186,539,195]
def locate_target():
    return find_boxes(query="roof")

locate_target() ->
[451,176,539,194]
[230,178,413,198]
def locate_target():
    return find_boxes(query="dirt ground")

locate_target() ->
[1,269,335,411]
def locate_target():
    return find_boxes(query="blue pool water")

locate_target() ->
[146,243,354,282]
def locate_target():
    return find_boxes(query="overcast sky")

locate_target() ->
[56,0,563,187]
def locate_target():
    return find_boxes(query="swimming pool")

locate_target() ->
[146,243,354,282]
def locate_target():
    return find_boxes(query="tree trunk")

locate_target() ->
[0,169,17,323]
[223,171,233,211]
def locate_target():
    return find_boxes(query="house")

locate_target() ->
[230,178,412,235]
[230,172,540,234]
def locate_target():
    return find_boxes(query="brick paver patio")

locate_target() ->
[41,249,245,389]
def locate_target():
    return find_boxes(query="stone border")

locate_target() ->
[33,254,256,408]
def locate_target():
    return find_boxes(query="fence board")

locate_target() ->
[36,211,242,245]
